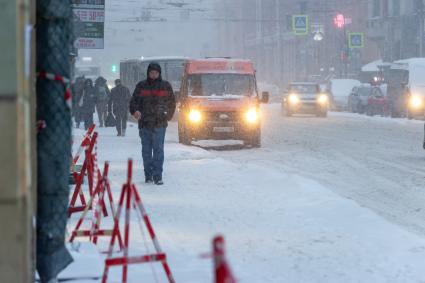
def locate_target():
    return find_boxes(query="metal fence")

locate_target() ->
[36,0,74,282]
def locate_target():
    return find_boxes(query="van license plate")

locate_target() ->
[213,127,234,133]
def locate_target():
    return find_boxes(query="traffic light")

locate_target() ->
[111,64,118,73]
[334,14,345,29]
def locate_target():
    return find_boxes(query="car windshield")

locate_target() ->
[187,74,256,97]
[290,84,318,93]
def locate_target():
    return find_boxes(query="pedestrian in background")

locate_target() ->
[129,62,176,185]
[94,76,110,127]
[81,79,97,130]
[72,76,85,128]
[108,79,131,136]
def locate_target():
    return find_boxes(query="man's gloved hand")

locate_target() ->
[133,111,142,120]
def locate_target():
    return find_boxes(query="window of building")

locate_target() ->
[373,0,381,17]
[391,0,400,17]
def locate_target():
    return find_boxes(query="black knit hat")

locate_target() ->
[147,62,161,74]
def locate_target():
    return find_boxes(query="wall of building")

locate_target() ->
[0,0,35,281]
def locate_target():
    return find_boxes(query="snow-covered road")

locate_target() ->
[218,104,425,236]
[67,104,425,283]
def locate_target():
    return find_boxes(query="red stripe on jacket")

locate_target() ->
[139,90,169,97]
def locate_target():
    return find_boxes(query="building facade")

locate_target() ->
[216,0,369,89]
[366,0,425,62]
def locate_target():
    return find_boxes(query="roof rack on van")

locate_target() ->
[204,56,232,59]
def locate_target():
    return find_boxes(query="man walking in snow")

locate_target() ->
[71,76,85,128]
[129,62,176,185]
[108,79,131,136]
[94,76,110,127]
[80,79,97,130]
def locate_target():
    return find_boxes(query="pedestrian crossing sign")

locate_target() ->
[349,33,364,48]
[293,15,309,35]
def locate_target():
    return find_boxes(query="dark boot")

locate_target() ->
[145,176,153,184]
[153,176,163,185]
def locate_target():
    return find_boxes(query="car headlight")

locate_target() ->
[409,95,424,109]
[288,94,300,104]
[317,94,328,104]
[188,109,202,123]
[245,108,259,123]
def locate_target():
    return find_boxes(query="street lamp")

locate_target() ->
[314,31,324,41]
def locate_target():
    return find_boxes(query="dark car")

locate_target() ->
[366,86,389,117]
[348,84,372,114]
[282,82,329,117]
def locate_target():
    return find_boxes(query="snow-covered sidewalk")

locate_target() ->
[66,123,425,283]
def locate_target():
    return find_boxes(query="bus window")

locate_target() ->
[164,61,185,83]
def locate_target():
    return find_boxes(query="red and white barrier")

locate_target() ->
[73,124,96,166]
[69,162,122,248]
[101,159,175,283]
[69,132,105,217]
[69,130,239,282]
[213,236,237,283]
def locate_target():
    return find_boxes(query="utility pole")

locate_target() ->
[275,0,282,86]
[256,0,264,77]
[419,0,424,57]
[343,23,348,78]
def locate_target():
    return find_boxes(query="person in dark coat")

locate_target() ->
[72,76,85,128]
[129,62,176,185]
[80,79,97,130]
[108,79,131,136]
[94,76,110,127]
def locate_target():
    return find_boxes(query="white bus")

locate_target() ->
[74,64,101,82]
[120,56,188,94]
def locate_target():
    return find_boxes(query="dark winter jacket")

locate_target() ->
[72,77,85,110]
[95,77,111,103]
[81,81,97,114]
[108,84,131,115]
[129,62,176,129]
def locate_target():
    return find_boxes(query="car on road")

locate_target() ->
[177,58,269,147]
[329,79,361,111]
[366,86,389,117]
[348,84,372,114]
[281,82,329,117]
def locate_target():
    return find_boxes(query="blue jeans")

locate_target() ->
[139,127,166,178]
